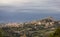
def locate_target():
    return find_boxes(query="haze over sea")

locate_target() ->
[0,0,60,23]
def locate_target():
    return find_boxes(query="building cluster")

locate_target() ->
[24,17,60,28]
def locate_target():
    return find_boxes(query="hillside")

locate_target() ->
[0,17,60,37]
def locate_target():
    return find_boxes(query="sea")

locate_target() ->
[0,11,60,23]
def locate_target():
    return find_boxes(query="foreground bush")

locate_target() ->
[49,27,60,37]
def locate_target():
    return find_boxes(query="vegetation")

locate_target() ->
[0,17,60,37]
[0,28,7,37]
[49,27,60,37]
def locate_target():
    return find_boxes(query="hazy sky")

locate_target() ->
[0,0,60,13]
[0,0,60,22]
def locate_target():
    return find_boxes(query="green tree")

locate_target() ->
[0,28,4,37]
[49,27,60,37]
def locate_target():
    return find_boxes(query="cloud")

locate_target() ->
[0,0,60,12]
[0,0,28,3]
[0,0,60,22]
[0,0,30,6]
[0,0,48,6]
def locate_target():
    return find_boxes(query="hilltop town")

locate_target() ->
[0,17,60,37]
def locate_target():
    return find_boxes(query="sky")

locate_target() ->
[0,0,60,23]
[0,0,60,13]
